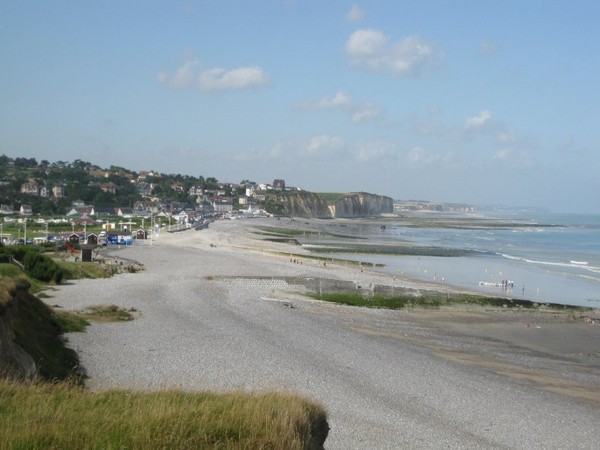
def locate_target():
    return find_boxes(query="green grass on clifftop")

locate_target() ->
[315,192,346,203]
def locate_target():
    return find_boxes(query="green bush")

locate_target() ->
[22,250,65,284]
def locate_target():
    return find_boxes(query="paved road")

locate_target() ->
[56,239,600,449]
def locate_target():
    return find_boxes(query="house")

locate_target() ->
[76,206,95,216]
[39,184,48,197]
[93,207,115,218]
[137,182,153,196]
[72,217,97,226]
[66,205,95,217]
[198,201,214,216]
[100,182,117,194]
[20,180,39,195]
[19,205,33,216]
[171,182,184,193]
[188,186,204,196]
[213,200,233,215]
[171,209,189,224]
[0,204,13,215]
[273,179,286,190]
[115,207,134,218]
[52,184,65,198]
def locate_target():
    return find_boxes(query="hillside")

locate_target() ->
[0,155,394,218]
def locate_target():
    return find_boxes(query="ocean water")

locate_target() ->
[307,212,600,308]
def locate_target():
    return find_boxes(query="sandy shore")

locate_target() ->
[51,218,600,449]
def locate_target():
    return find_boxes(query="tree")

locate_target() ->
[204,177,219,190]
[14,157,38,168]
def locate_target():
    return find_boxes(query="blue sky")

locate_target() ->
[1,1,598,213]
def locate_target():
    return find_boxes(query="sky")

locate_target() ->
[1,1,599,213]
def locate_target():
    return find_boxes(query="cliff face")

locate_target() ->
[275,192,331,218]
[0,278,80,381]
[272,191,393,218]
[334,192,393,218]
[0,280,36,380]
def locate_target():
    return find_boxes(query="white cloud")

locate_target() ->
[356,140,396,161]
[492,149,511,160]
[232,142,285,162]
[352,104,381,123]
[346,4,366,23]
[492,149,535,167]
[345,29,441,76]
[296,91,382,124]
[157,60,198,88]
[199,66,270,92]
[158,60,270,92]
[407,146,456,165]
[296,91,352,110]
[411,109,501,142]
[465,110,492,129]
[305,135,345,155]
[346,29,387,58]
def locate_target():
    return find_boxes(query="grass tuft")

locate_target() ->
[80,304,136,322]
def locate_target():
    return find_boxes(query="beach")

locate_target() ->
[51,218,600,449]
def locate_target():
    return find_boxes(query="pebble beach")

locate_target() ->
[51,218,600,449]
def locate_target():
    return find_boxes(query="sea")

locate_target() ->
[306,211,600,309]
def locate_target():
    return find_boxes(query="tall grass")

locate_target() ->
[0,381,328,449]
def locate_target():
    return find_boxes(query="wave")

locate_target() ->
[579,274,600,284]
[496,253,600,274]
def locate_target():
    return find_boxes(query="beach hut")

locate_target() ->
[80,245,94,262]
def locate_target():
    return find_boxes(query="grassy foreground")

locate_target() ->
[0,381,328,450]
